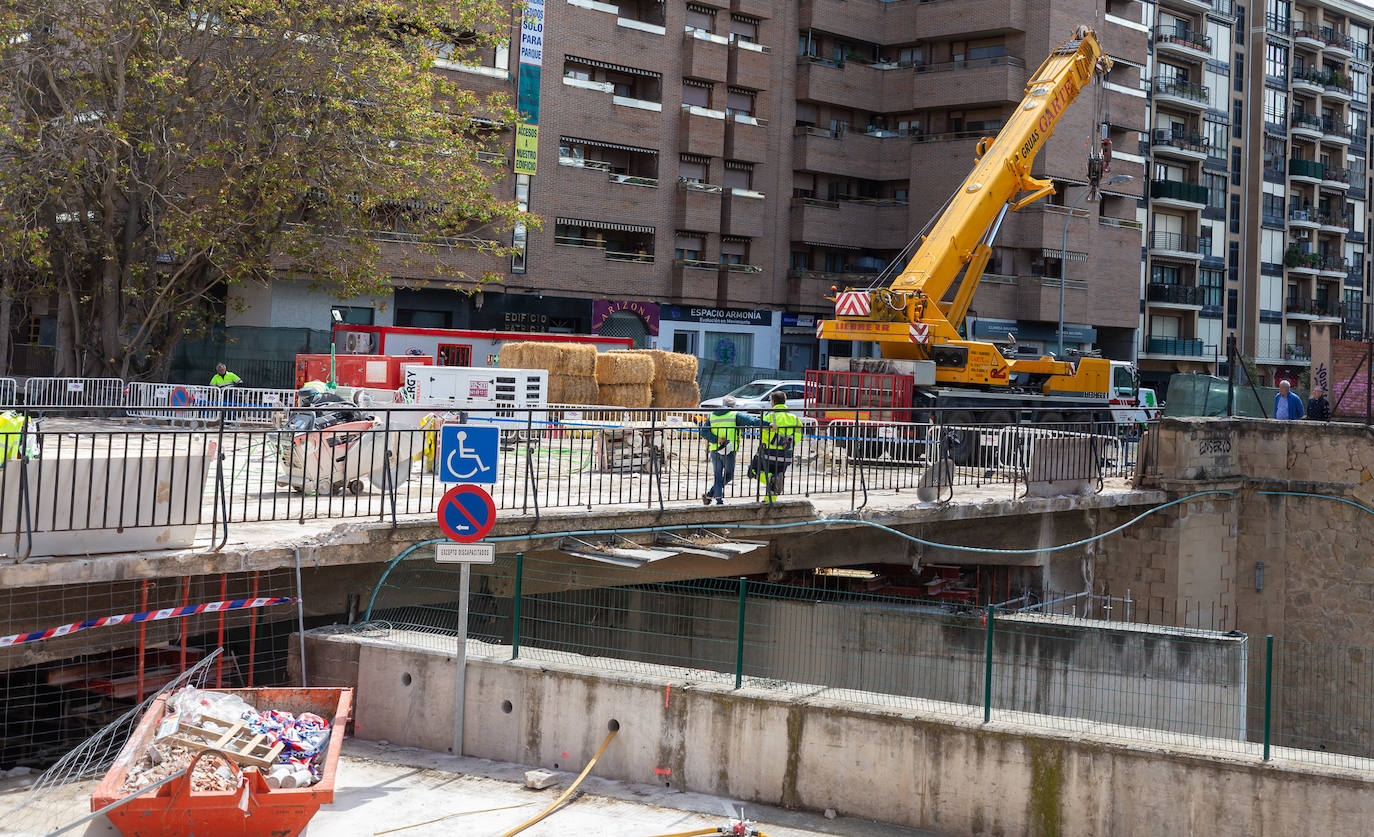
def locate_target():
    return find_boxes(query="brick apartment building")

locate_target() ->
[208,0,1145,380]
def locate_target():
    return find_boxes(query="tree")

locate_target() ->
[0,0,525,379]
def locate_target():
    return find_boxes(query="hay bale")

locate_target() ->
[497,343,526,369]
[552,374,599,406]
[555,343,597,376]
[613,349,698,383]
[655,379,700,409]
[597,383,652,408]
[595,352,654,385]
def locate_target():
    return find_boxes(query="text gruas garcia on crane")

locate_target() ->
[1018,81,1079,162]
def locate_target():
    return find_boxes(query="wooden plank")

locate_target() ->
[211,720,246,751]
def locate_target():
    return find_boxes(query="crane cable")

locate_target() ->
[497,724,619,837]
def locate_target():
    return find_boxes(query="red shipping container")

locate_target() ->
[294,355,433,389]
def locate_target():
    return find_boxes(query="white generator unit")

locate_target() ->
[403,365,548,424]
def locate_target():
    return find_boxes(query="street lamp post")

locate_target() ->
[1058,174,1135,356]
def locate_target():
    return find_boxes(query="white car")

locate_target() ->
[700,380,807,411]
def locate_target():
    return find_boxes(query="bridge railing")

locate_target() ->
[0,405,1144,558]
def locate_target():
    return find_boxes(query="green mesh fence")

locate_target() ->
[356,551,1374,769]
[171,326,333,389]
[1162,372,1309,419]
[696,360,797,400]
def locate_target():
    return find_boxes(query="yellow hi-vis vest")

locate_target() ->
[707,410,741,452]
[761,407,802,457]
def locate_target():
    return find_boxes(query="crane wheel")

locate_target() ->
[943,410,977,465]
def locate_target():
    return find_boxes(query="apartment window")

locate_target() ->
[705,332,753,365]
[1263,88,1287,125]
[1268,0,1290,28]
[1266,43,1287,81]
[791,250,810,270]
[729,14,759,43]
[1200,269,1224,308]
[1355,70,1369,105]
[1229,241,1240,279]
[675,232,705,261]
[824,251,844,272]
[1204,120,1228,158]
[1227,289,1238,329]
[726,87,756,117]
[1236,4,1245,44]
[1234,55,1244,92]
[1152,264,1182,285]
[964,38,1006,61]
[1262,192,1284,223]
[723,161,752,190]
[1231,194,1240,235]
[331,306,374,326]
[720,238,748,266]
[1207,21,1229,63]
[1233,101,1243,140]
[1204,173,1226,209]
[682,79,712,108]
[685,4,715,32]
[1263,135,1286,173]
[678,154,708,182]
[1207,69,1228,112]
[1231,147,1241,180]
[1150,314,1182,338]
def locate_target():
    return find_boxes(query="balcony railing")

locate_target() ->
[1266,13,1290,34]
[1293,69,1352,95]
[1146,336,1206,356]
[1290,207,1320,223]
[1323,166,1351,184]
[1284,342,1312,361]
[1291,111,1324,132]
[1292,23,1323,41]
[1322,117,1353,139]
[1153,25,1211,52]
[1151,130,1208,154]
[1147,283,1205,305]
[1322,27,1354,51]
[914,55,1026,74]
[1289,158,1325,179]
[1149,230,1202,252]
[1285,297,1342,317]
[1152,77,1208,103]
[1149,179,1209,204]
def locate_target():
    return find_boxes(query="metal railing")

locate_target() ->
[22,378,126,410]
[1149,179,1209,204]
[124,382,298,425]
[1152,76,1208,102]
[1148,230,1202,253]
[1147,283,1205,305]
[0,406,1145,557]
[1290,111,1324,132]
[1145,336,1208,356]
[1153,25,1211,52]
[1151,130,1208,154]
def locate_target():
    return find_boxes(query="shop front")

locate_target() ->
[658,305,780,369]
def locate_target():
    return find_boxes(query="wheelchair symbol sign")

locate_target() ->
[439,425,499,484]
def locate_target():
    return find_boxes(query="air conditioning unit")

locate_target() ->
[1295,230,1311,240]
[344,332,374,354]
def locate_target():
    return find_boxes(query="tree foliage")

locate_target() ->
[0,0,524,378]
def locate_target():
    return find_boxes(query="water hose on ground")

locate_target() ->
[642,828,775,837]
[497,722,620,837]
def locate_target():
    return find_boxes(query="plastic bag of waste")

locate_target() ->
[166,687,257,727]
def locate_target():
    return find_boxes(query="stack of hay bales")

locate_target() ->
[499,342,598,404]
[594,353,653,408]
[610,349,700,408]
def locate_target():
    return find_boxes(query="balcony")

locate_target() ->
[1291,111,1324,139]
[679,105,726,157]
[1286,248,1322,274]
[671,258,722,303]
[789,196,909,251]
[1322,166,1351,189]
[908,56,1026,110]
[1267,13,1291,35]
[1323,117,1353,144]
[1289,157,1324,182]
[1148,230,1204,258]
[1145,336,1207,357]
[727,36,771,88]
[1285,297,1343,319]
[1152,77,1208,109]
[1165,0,1216,13]
[1147,283,1205,307]
[1149,179,1208,208]
[675,181,723,232]
[793,125,911,180]
[1289,207,1321,228]
[1319,214,1352,234]
[558,156,660,190]
[1284,343,1312,363]
[1323,27,1355,58]
[725,114,767,162]
[1151,130,1209,161]
[722,188,766,237]
[683,27,729,81]
[1291,70,1324,95]
[1293,23,1324,49]
[1153,25,1212,60]
[1318,254,1349,276]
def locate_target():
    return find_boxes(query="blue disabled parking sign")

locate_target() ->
[439,425,499,484]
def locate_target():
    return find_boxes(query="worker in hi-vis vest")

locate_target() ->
[211,363,243,422]
[700,396,760,505]
[748,390,803,502]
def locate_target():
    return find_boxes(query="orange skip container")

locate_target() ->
[92,687,353,837]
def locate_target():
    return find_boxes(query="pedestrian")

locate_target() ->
[700,396,760,505]
[747,390,804,502]
[1273,380,1304,420]
[1306,386,1331,422]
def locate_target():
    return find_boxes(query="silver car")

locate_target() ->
[699,380,806,411]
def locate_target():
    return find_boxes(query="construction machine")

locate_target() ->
[809,26,1140,459]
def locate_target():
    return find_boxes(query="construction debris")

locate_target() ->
[523,769,559,790]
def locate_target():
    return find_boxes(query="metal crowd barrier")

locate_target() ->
[123,382,297,425]
[0,377,16,407]
[22,377,125,410]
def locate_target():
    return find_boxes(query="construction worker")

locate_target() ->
[700,396,760,505]
[748,390,803,502]
[211,363,242,422]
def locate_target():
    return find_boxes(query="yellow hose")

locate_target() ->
[498,724,619,837]
[375,803,532,835]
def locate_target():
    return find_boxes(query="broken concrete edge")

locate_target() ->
[0,491,1169,589]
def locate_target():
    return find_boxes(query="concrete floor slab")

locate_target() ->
[0,739,943,837]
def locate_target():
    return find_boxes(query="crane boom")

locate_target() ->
[816,26,1115,399]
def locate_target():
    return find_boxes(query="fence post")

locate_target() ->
[983,604,995,723]
[734,577,747,689]
[511,552,524,660]
[1263,634,1274,761]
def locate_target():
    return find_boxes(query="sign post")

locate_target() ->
[435,431,499,758]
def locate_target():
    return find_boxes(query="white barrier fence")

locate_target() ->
[124,382,297,425]
[22,377,126,409]
[0,378,15,407]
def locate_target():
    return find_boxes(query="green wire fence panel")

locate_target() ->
[1267,636,1374,769]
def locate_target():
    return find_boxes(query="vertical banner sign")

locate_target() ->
[515,0,544,175]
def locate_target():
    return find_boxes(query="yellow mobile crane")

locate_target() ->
[817,26,1116,399]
